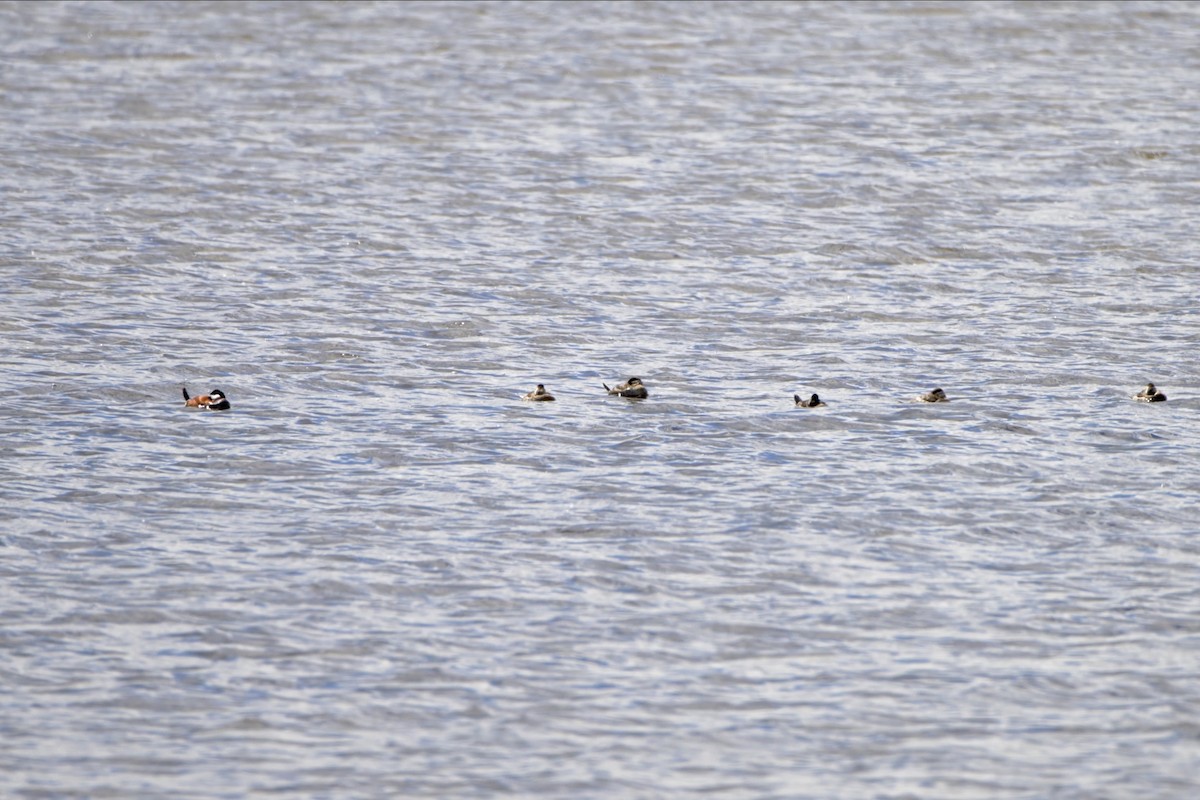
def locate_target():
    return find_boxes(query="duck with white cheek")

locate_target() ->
[182,387,231,411]
[603,377,648,399]
[1134,383,1167,402]
[522,384,556,402]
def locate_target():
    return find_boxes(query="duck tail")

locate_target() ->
[793,394,800,404]
[603,383,611,392]
[182,387,190,401]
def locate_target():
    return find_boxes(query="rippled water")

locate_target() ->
[3,1,1200,797]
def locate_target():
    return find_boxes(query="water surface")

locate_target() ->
[2,2,1199,798]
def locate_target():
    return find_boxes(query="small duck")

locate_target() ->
[522,384,556,402]
[603,377,648,399]
[919,387,949,403]
[1134,382,1167,402]
[182,387,230,411]
[794,393,827,408]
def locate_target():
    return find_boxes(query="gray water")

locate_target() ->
[3,1,1199,798]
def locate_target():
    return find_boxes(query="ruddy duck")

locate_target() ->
[1134,383,1167,402]
[522,384,556,402]
[794,393,826,408]
[919,387,949,403]
[182,387,230,411]
[604,377,648,399]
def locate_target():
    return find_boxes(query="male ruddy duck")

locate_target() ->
[604,377,648,399]
[522,384,556,402]
[794,393,826,408]
[1134,383,1167,402]
[919,387,949,403]
[182,387,230,411]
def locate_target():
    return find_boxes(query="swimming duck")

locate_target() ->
[1134,383,1167,402]
[794,393,827,408]
[919,387,949,403]
[522,384,556,402]
[182,387,230,411]
[603,377,648,399]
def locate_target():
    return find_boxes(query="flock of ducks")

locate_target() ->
[519,379,1166,407]
[181,381,1170,412]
